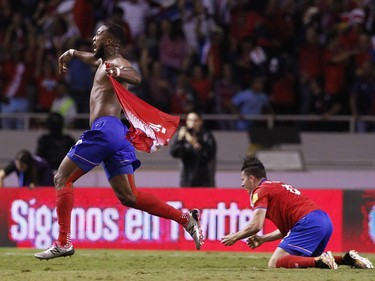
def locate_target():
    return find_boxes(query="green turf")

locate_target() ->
[1,248,374,281]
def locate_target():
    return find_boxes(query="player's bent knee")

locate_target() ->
[54,174,63,188]
[54,169,85,189]
[54,173,69,189]
[268,259,277,268]
[116,193,136,207]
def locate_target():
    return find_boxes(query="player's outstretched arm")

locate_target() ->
[247,230,283,249]
[221,208,266,246]
[261,229,284,242]
[247,235,264,248]
[58,49,99,73]
[105,61,141,85]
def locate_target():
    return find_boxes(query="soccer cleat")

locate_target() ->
[315,251,338,269]
[183,209,204,250]
[34,241,75,260]
[343,250,374,269]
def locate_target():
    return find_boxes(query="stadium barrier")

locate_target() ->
[2,112,375,132]
[0,188,374,253]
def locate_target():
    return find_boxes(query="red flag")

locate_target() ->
[109,76,180,153]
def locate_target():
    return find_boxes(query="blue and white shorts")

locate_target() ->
[278,210,333,257]
[67,116,141,180]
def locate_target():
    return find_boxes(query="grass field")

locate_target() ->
[1,248,374,281]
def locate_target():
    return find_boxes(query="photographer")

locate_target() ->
[170,112,217,187]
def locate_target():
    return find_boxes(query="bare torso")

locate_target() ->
[89,58,127,126]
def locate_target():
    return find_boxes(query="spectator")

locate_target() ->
[49,14,79,56]
[117,0,151,42]
[4,0,375,134]
[3,11,27,51]
[231,76,272,131]
[300,77,345,131]
[265,0,296,52]
[0,0,12,42]
[110,6,132,45]
[210,0,232,30]
[158,18,189,84]
[170,112,217,187]
[298,26,323,116]
[138,20,160,63]
[189,64,213,113]
[233,36,268,87]
[300,77,322,115]
[0,47,31,129]
[268,56,297,115]
[170,71,199,114]
[229,2,263,47]
[322,32,358,127]
[35,112,76,170]
[180,0,217,60]
[213,63,238,130]
[349,61,375,132]
[64,39,94,128]
[50,80,77,128]
[322,32,356,109]
[34,58,60,113]
[140,60,171,113]
[353,33,374,70]
[298,26,323,82]
[0,149,54,188]
[72,0,95,40]
[201,26,225,79]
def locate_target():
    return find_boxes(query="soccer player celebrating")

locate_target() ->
[34,22,203,260]
[221,156,373,269]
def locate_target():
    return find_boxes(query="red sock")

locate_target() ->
[276,255,316,268]
[56,188,74,246]
[126,174,188,225]
[334,255,344,265]
[134,191,188,225]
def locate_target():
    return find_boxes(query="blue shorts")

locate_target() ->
[278,210,333,257]
[67,116,141,180]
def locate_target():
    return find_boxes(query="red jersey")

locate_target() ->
[322,49,346,95]
[109,77,180,153]
[251,180,321,236]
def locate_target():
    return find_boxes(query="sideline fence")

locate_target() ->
[1,113,375,133]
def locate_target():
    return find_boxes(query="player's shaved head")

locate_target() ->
[241,155,266,178]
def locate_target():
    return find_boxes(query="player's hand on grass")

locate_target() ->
[246,235,263,249]
[220,233,237,246]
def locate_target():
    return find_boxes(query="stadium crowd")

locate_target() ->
[1,0,375,132]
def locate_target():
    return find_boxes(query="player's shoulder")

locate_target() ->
[258,180,287,193]
[112,56,131,67]
[261,180,284,187]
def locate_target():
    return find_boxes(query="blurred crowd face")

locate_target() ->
[15,160,28,172]
[186,112,203,132]
[252,78,265,93]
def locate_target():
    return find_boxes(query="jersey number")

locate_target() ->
[282,184,301,195]
[149,123,166,134]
